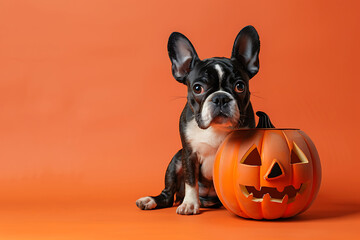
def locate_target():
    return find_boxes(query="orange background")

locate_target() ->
[0,0,360,239]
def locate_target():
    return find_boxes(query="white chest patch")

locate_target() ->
[185,119,231,179]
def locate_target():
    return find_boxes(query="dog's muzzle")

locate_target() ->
[200,91,240,128]
[211,93,232,117]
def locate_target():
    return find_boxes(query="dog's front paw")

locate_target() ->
[136,197,157,210]
[176,201,200,215]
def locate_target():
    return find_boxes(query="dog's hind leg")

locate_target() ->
[136,149,182,210]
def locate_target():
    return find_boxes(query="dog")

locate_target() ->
[136,25,260,215]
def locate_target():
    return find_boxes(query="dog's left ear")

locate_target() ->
[231,25,260,79]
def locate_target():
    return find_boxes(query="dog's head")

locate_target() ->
[168,26,260,129]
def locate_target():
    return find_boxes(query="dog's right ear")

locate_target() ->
[168,32,199,84]
[231,26,260,79]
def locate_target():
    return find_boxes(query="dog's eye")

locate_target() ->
[235,81,245,93]
[193,84,204,94]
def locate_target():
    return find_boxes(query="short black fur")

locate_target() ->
[136,26,261,214]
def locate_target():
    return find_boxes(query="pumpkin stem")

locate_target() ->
[256,111,275,128]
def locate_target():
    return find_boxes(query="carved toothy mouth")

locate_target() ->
[239,184,307,203]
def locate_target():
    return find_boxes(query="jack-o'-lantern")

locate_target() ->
[213,112,321,219]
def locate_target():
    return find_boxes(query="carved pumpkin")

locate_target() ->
[213,112,321,219]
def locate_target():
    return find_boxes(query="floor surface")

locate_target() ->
[1,194,359,240]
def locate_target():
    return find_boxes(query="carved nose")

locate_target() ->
[265,160,285,180]
[212,94,231,106]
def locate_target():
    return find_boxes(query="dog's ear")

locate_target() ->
[168,32,199,84]
[231,26,260,79]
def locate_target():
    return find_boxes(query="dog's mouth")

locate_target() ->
[213,107,231,117]
[210,108,237,125]
[211,112,231,123]
[239,184,306,203]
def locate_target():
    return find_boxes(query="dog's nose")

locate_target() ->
[212,94,231,106]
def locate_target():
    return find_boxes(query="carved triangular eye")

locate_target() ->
[240,144,262,166]
[291,142,309,164]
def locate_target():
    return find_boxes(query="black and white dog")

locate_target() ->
[136,26,260,215]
